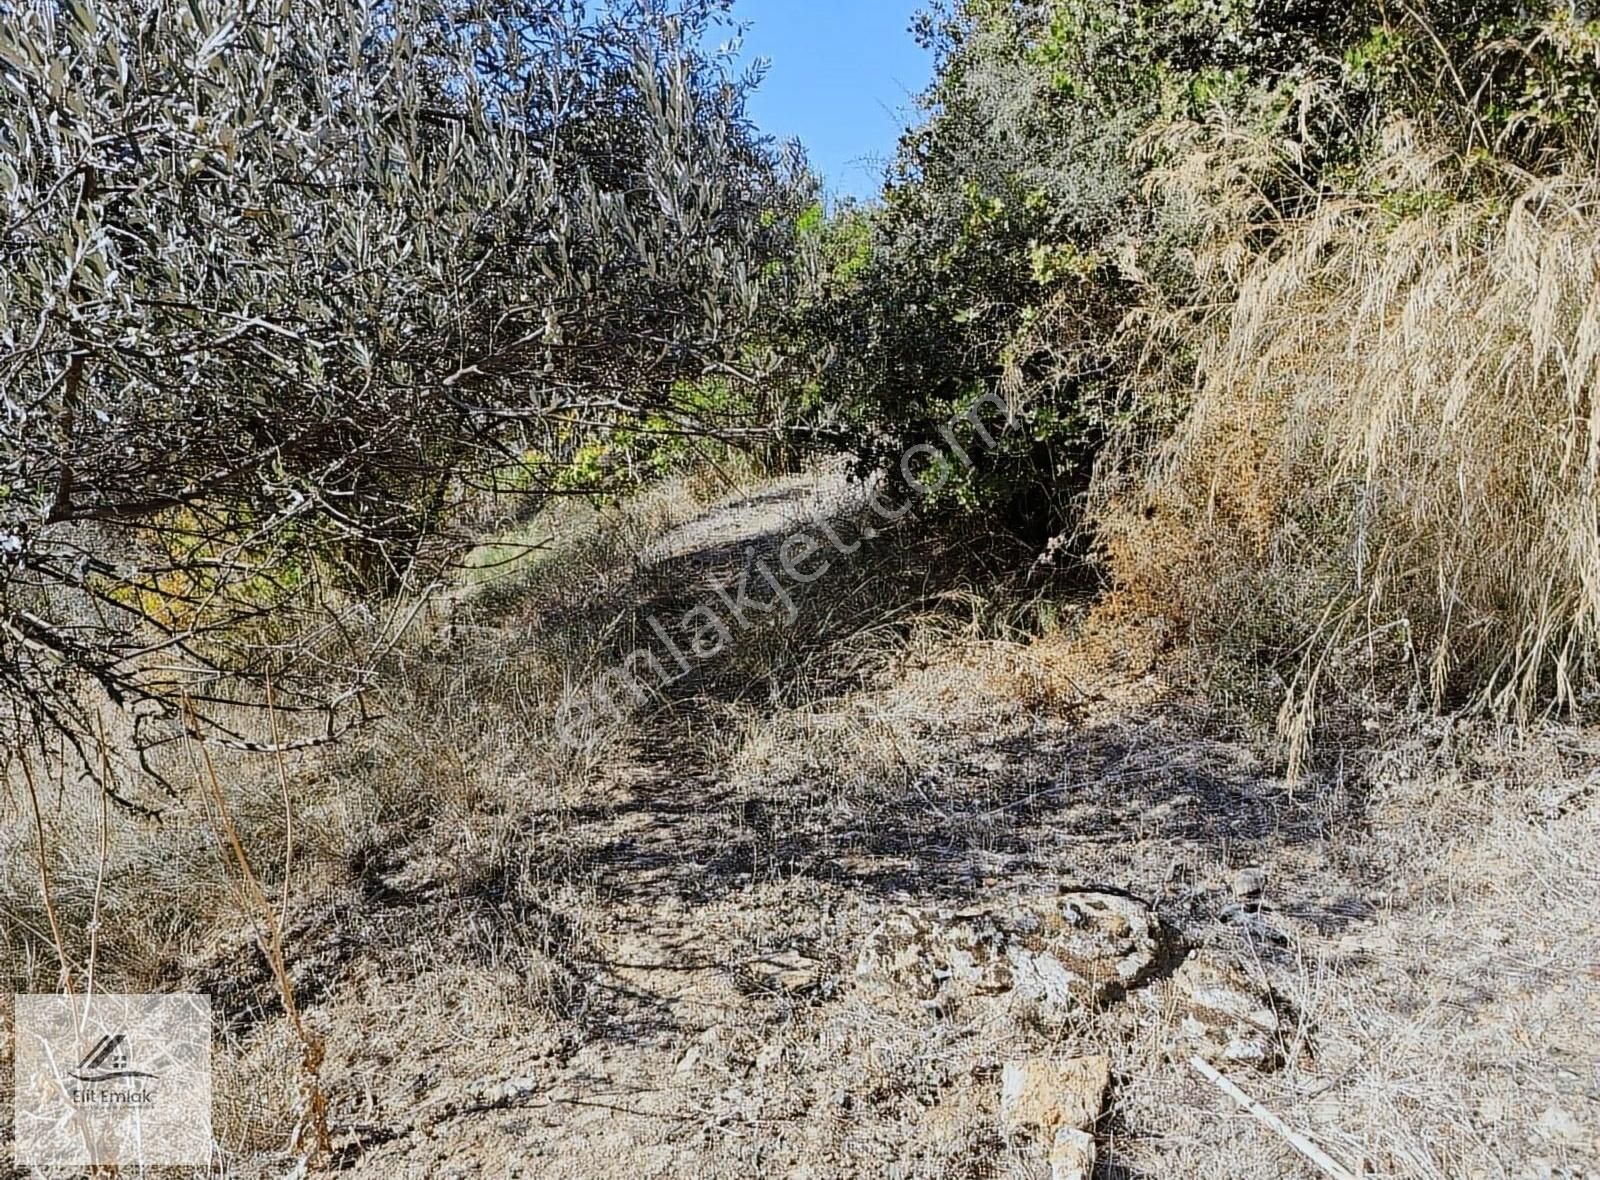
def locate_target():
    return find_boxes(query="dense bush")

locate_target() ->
[1089,4,1600,741]
[811,0,1600,533]
[8,0,1600,772]
[797,0,1600,738]
[1097,115,1600,755]
[784,0,1600,735]
[0,0,807,768]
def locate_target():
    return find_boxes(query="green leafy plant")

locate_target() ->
[0,0,806,779]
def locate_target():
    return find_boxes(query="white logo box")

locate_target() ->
[13,993,212,1166]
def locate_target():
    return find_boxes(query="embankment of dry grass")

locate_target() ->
[1098,120,1600,766]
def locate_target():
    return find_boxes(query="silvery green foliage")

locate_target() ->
[0,0,799,779]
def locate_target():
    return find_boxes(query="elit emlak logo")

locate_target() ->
[15,992,212,1165]
[71,1033,158,1084]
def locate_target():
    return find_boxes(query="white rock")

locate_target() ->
[1048,1126,1096,1180]
[1536,1106,1590,1149]
[1231,867,1266,899]
[998,1054,1110,1136]
[745,948,823,994]
[1168,949,1282,1068]
[857,892,1161,1015]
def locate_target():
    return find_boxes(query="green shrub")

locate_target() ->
[0,0,807,768]
[808,0,1600,547]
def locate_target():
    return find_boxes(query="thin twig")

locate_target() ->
[17,755,75,994]
[1189,1056,1360,1180]
[266,676,295,926]
[184,700,331,1165]
[86,718,113,1000]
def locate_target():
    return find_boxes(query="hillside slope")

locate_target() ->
[187,473,1600,1179]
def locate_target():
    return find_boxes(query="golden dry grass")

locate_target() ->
[1099,117,1600,768]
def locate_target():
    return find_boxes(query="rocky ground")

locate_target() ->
[11,472,1593,1179]
[184,474,1599,1179]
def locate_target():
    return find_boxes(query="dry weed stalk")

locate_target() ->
[16,754,75,993]
[184,699,332,1165]
[85,719,112,1001]
[13,750,110,1168]
[1189,1056,1361,1180]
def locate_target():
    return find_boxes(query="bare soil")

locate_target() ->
[201,475,1600,1179]
[8,474,1594,1179]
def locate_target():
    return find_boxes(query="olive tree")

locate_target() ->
[0,0,804,785]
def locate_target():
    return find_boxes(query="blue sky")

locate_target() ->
[725,1,933,202]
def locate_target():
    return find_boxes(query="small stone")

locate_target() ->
[1168,949,1282,1068]
[745,948,823,994]
[1047,1125,1096,1180]
[1220,905,1288,945]
[465,1075,539,1106]
[1476,1094,1508,1123]
[1536,1105,1589,1149]
[1231,867,1266,900]
[999,1054,1110,1135]
[1335,928,1399,958]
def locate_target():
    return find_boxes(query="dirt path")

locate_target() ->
[214,476,1600,1180]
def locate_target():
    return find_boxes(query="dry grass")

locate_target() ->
[308,596,1597,1180]
[5,461,1597,1179]
[1099,116,1600,767]
[0,468,741,1164]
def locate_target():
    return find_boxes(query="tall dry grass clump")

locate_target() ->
[1099,118,1600,764]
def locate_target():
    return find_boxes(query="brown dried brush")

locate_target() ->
[1099,116,1600,772]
